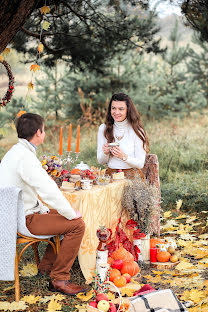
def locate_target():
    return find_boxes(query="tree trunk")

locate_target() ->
[0,0,41,53]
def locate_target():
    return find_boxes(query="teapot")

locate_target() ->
[74,161,90,171]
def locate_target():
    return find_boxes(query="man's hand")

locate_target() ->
[102,143,111,155]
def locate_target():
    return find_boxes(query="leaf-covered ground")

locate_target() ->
[0,207,207,312]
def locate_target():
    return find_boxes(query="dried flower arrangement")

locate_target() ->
[121,175,160,234]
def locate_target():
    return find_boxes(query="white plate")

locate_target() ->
[60,187,76,192]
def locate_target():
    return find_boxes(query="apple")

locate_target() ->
[108,302,117,312]
[89,301,97,308]
[97,300,110,312]
[95,293,109,302]
[122,273,131,283]
[111,259,123,270]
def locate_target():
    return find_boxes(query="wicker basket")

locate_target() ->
[87,281,122,312]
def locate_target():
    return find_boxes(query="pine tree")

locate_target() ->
[128,21,206,119]
[31,63,64,120]
[187,33,208,106]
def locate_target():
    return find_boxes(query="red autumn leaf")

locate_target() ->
[126,219,138,229]
[133,229,146,240]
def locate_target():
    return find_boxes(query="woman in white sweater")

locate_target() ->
[97,93,149,178]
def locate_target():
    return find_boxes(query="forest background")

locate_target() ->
[0,4,208,213]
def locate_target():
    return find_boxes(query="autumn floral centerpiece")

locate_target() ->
[41,155,69,186]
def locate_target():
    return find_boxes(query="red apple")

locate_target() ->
[95,293,109,302]
[108,302,117,312]
[89,301,97,308]
[111,259,123,270]
[122,273,131,283]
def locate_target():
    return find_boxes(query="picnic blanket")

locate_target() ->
[0,186,53,281]
[130,289,188,312]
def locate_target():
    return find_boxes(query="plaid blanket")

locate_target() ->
[130,289,188,312]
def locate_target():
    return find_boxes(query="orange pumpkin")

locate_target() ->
[111,247,128,261]
[150,238,164,248]
[156,251,171,262]
[70,168,81,175]
[107,257,114,266]
[113,275,127,288]
[109,268,121,282]
[121,261,140,277]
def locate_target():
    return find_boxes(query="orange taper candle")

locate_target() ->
[76,125,80,153]
[59,127,63,156]
[67,124,72,152]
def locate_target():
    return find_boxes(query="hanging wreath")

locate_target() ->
[0,59,15,107]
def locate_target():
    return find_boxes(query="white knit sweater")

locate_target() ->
[0,139,76,220]
[97,120,146,169]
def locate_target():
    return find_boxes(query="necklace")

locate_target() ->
[115,133,125,141]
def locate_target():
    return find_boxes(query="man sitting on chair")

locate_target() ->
[0,113,86,295]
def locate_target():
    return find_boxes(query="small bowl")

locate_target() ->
[96,175,111,185]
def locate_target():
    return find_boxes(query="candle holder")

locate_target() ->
[61,151,80,172]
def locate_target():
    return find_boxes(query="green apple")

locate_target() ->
[97,300,110,312]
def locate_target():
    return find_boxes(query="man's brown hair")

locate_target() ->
[16,113,44,141]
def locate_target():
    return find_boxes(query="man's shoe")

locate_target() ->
[49,279,87,295]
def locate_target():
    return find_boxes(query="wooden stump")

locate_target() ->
[151,261,179,269]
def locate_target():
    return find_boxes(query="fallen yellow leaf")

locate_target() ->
[189,289,206,304]
[164,211,172,218]
[106,292,115,301]
[20,263,38,277]
[121,287,135,297]
[175,261,195,271]
[0,300,27,311]
[176,214,187,219]
[2,285,15,292]
[76,289,94,302]
[22,295,41,304]
[47,298,62,312]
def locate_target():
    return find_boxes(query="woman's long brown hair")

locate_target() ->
[104,93,149,153]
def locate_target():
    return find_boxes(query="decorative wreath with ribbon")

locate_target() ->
[0,60,15,107]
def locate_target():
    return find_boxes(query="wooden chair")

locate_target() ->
[141,154,161,236]
[15,233,60,301]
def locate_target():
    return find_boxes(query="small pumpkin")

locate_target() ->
[109,268,121,282]
[113,275,127,288]
[156,251,171,262]
[121,261,139,277]
[70,168,81,175]
[150,238,164,248]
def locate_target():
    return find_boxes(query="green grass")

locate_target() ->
[0,112,208,211]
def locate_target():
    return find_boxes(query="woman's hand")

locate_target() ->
[102,143,111,155]
[111,146,124,160]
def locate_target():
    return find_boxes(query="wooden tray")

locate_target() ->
[151,261,179,269]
